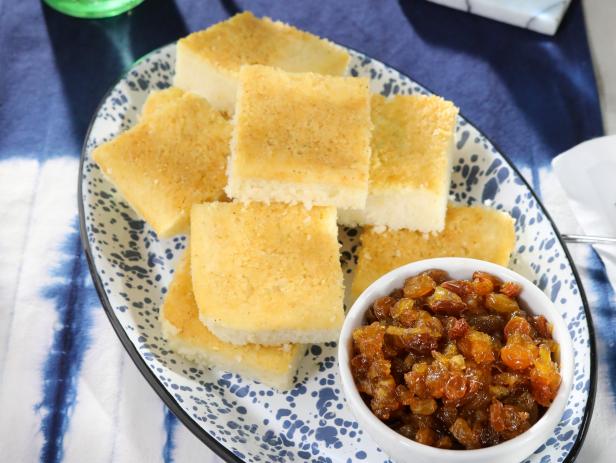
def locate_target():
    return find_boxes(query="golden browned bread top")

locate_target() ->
[161,250,303,373]
[190,201,344,333]
[92,89,230,237]
[179,12,349,76]
[370,94,458,192]
[232,65,371,189]
[352,205,515,299]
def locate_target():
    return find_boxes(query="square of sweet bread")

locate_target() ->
[339,94,459,232]
[161,249,304,390]
[226,65,372,210]
[352,205,516,299]
[190,201,344,345]
[174,11,350,114]
[93,88,230,238]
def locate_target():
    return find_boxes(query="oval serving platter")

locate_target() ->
[79,43,596,463]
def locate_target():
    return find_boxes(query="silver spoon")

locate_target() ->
[561,234,616,245]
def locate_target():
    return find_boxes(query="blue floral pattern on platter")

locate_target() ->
[81,44,591,463]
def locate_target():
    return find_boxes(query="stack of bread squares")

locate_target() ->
[160,250,306,390]
[339,92,515,297]
[93,12,517,391]
[339,93,459,232]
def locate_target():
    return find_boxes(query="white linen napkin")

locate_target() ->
[550,136,616,463]
[552,135,616,291]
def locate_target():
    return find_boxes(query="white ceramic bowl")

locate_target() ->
[338,257,574,463]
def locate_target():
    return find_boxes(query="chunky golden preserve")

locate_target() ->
[351,269,561,449]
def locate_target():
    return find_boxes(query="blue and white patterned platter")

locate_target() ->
[79,43,595,463]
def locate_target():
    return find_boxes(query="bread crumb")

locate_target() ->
[351,205,516,300]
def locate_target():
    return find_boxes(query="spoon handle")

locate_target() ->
[562,234,616,245]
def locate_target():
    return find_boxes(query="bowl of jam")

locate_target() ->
[338,258,573,463]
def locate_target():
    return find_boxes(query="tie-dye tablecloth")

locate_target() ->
[0,1,612,462]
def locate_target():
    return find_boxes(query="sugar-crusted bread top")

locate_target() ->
[140,87,185,119]
[370,94,458,192]
[179,12,349,76]
[232,65,372,190]
[191,201,344,333]
[93,90,230,237]
[162,250,302,372]
[352,205,515,298]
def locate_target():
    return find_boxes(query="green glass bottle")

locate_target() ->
[43,0,144,19]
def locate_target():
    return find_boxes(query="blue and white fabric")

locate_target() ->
[0,0,612,462]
